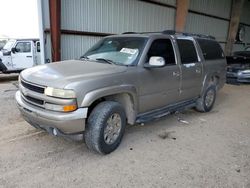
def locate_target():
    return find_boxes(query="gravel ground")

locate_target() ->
[0,82,249,188]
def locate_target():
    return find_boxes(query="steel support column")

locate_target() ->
[175,0,190,32]
[49,0,61,62]
[225,0,245,56]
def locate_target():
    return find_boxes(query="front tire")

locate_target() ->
[195,85,216,112]
[84,101,126,154]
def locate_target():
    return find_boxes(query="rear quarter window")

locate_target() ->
[196,39,224,60]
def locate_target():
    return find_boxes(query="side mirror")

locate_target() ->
[11,47,16,53]
[144,56,165,68]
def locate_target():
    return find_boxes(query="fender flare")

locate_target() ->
[81,85,138,110]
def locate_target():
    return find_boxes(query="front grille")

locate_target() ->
[24,95,44,105]
[20,79,45,108]
[21,80,45,94]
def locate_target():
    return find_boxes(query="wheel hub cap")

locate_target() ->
[104,113,122,145]
[205,90,214,107]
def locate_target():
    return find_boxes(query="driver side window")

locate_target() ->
[147,39,176,65]
[15,42,31,53]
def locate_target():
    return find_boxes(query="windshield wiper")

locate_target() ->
[95,58,115,65]
[79,55,89,60]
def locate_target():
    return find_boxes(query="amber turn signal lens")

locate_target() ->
[63,105,77,112]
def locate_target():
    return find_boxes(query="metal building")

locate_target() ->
[38,0,250,63]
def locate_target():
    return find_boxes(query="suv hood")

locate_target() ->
[21,60,127,88]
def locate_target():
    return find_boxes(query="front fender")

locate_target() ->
[80,84,138,110]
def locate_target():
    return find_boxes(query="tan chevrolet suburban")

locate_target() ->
[16,30,227,154]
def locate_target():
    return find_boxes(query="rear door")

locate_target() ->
[12,41,34,70]
[176,38,203,100]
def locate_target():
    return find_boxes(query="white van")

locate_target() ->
[0,39,41,73]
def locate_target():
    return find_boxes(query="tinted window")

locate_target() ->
[147,39,176,65]
[196,39,224,60]
[177,39,198,64]
[15,42,31,53]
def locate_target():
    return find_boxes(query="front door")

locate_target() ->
[176,38,203,100]
[138,38,181,113]
[12,41,34,70]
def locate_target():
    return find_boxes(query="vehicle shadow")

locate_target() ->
[0,73,19,83]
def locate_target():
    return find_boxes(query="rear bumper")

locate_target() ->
[15,91,88,134]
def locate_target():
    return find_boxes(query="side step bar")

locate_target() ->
[136,99,197,124]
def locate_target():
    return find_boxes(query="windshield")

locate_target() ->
[3,40,15,51]
[83,37,147,66]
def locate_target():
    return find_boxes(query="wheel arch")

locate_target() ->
[81,85,138,125]
[201,72,220,94]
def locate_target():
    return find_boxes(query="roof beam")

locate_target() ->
[225,0,245,56]
[175,0,190,32]
[49,0,61,62]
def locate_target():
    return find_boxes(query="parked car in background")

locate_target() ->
[0,39,41,73]
[0,39,7,50]
[16,30,226,154]
[226,46,250,83]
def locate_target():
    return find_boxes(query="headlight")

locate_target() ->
[44,87,76,98]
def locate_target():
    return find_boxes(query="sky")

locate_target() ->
[0,0,39,39]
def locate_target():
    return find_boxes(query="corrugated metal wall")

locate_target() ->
[185,13,229,42]
[61,35,102,60]
[60,0,175,60]
[189,0,231,19]
[185,0,232,46]
[41,0,51,61]
[153,0,176,6]
[237,0,250,51]
[240,0,250,25]
[41,0,250,61]
[61,0,175,33]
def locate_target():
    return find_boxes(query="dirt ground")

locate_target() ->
[0,80,249,188]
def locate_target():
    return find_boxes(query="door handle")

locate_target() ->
[195,68,201,73]
[26,56,32,58]
[173,71,180,77]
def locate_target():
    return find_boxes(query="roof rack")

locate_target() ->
[122,32,138,34]
[163,30,215,39]
[121,30,215,40]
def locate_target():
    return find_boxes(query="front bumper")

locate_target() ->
[15,91,88,135]
[227,72,250,83]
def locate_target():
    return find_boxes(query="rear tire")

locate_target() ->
[195,85,216,112]
[84,101,126,154]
